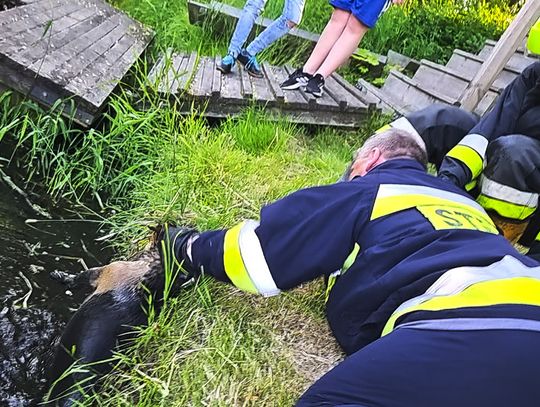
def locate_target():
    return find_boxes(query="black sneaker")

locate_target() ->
[305,74,325,97]
[217,54,235,74]
[237,50,264,78]
[281,69,311,90]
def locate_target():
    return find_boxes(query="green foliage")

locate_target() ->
[363,0,517,63]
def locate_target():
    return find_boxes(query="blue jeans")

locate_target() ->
[227,0,305,58]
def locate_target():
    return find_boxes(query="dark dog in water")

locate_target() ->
[45,228,193,406]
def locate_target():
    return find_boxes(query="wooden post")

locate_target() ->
[458,0,540,112]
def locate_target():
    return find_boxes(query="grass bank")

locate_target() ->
[1,88,386,404]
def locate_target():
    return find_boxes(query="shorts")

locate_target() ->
[328,0,391,28]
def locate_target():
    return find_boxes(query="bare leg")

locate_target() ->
[302,8,351,75]
[315,14,369,78]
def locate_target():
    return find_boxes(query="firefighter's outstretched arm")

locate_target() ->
[161,183,371,296]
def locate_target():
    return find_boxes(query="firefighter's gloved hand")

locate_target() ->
[157,224,200,283]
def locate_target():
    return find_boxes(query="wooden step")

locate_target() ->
[355,78,406,116]
[379,70,457,114]
[476,41,538,71]
[479,38,539,60]
[446,50,520,90]
[413,59,500,115]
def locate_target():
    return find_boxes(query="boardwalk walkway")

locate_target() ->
[357,39,539,117]
[0,0,153,126]
[148,52,377,128]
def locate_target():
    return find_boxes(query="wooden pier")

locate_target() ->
[148,52,377,128]
[0,0,153,126]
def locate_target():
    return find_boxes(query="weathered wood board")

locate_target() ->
[0,0,154,126]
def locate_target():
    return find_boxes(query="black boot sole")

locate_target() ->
[216,65,232,74]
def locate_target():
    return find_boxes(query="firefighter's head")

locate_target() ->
[341,129,428,181]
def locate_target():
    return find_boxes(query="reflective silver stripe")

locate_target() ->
[376,184,486,213]
[392,255,540,317]
[390,117,427,152]
[458,133,488,158]
[480,175,538,207]
[238,220,281,297]
[396,318,540,333]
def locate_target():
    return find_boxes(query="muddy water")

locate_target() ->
[0,172,112,405]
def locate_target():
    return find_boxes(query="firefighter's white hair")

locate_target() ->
[356,128,428,166]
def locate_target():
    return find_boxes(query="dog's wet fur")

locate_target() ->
[45,229,187,406]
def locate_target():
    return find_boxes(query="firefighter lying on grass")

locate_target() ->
[160,128,540,407]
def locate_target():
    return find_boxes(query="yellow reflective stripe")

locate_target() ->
[342,243,360,272]
[465,179,477,192]
[527,18,540,54]
[223,222,258,293]
[476,194,536,221]
[446,144,483,179]
[371,194,489,222]
[375,124,391,133]
[416,204,498,233]
[382,277,540,336]
[325,273,338,303]
[325,244,361,303]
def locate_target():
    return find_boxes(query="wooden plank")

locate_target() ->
[381,70,456,113]
[459,0,540,111]
[15,5,111,65]
[28,12,121,75]
[446,50,520,91]
[0,0,77,37]
[480,38,539,59]
[0,1,81,55]
[190,56,214,98]
[475,91,499,116]
[82,28,153,106]
[172,52,197,94]
[52,14,128,86]
[219,68,244,103]
[330,73,372,109]
[250,67,275,105]
[153,52,186,93]
[356,78,406,115]
[477,42,538,70]
[413,60,505,102]
[239,66,253,99]
[65,33,137,96]
[0,0,64,26]
[211,56,222,97]
[262,62,284,104]
[324,75,360,111]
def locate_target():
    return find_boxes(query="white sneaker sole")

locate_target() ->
[281,81,308,90]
